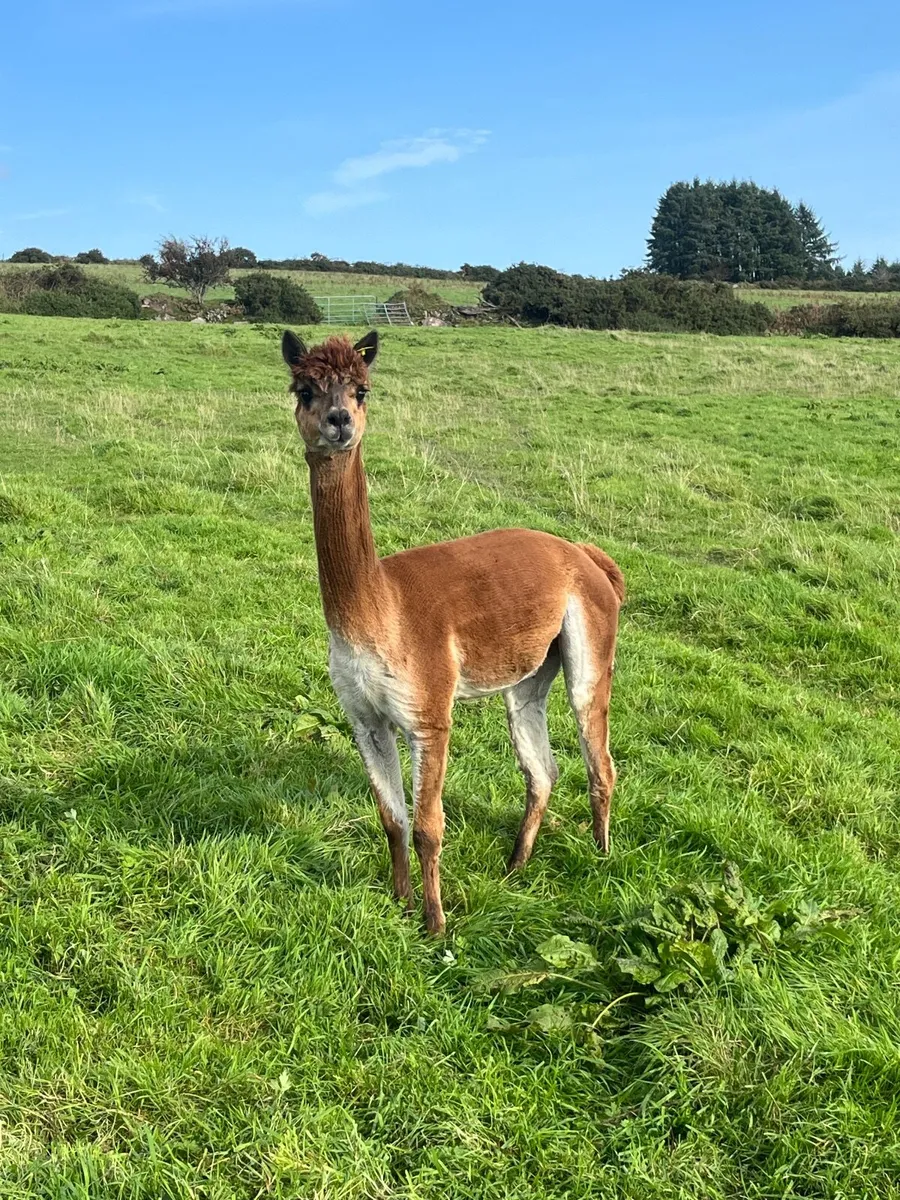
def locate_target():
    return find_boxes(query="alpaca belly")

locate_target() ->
[329,634,416,729]
[454,661,542,701]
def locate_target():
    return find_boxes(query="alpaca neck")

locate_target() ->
[307,446,385,638]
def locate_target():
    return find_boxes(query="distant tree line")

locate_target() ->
[6,244,502,282]
[252,252,499,282]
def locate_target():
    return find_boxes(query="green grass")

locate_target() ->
[1,314,899,1197]
[1,263,485,307]
[737,286,899,310]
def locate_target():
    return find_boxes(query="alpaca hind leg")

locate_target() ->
[559,599,617,853]
[504,644,561,871]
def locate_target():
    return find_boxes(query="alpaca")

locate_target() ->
[283,329,623,934]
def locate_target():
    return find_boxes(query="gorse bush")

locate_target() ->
[484,263,773,335]
[233,271,322,323]
[0,265,141,318]
[772,300,900,338]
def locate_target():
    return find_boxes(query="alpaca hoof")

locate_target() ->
[424,909,446,937]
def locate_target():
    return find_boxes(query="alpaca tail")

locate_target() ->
[578,543,625,605]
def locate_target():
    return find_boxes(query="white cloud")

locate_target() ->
[304,189,387,216]
[306,128,489,217]
[127,191,166,212]
[334,130,488,186]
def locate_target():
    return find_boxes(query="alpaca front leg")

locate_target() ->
[410,727,450,935]
[353,721,411,906]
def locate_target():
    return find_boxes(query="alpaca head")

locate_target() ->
[282,330,379,455]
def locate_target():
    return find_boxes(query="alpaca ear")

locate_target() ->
[353,330,379,369]
[282,330,307,367]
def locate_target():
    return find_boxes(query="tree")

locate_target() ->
[795,203,839,280]
[228,246,257,269]
[74,248,109,264]
[648,180,814,282]
[9,247,51,263]
[142,236,231,304]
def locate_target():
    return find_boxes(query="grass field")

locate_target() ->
[1,263,486,307]
[737,287,899,310]
[1,315,899,1197]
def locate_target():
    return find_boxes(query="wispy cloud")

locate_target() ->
[305,128,489,217]
[13,208,69,221]
[127,191,166,212]
[305,189,388,216]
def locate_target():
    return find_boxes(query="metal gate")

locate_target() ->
[313,295,377,325]
[313,296,413,326]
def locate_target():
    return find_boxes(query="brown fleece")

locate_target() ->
[286,332,624,935]
[292,336,370,390]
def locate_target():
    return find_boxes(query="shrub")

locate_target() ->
[74,248,109,264]
[484,264,773,335]
[228,247,257,269]
[460,263,501,283]
[387,283,450,322]
[0,264,141,318]
[9,247,51,264]
[233,272,322,323]
[771,301,900,338]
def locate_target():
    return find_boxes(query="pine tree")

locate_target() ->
[647,182,691,276]
[648,180,825,283]
[795,202,839,280]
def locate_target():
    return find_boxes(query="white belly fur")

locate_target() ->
[329,633,540,725]
[329,634,417,729]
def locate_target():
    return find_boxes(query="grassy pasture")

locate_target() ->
[0,315,899,1197]
[737,286,899,310]
[0,263,486,307]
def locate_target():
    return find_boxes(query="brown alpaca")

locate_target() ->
[283,329,623,935]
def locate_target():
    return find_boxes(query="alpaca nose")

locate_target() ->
[326,408,351,431]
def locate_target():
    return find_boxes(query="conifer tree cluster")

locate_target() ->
[647,180,839,282]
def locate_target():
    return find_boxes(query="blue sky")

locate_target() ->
[1,0,898,275]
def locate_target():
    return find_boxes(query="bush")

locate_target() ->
[387,283,450,322]
[771,301,900,338]
[228,247,257,269]
[233,272,322,323]
[484,264,773,335]
[74,249,109,264]
[9,247,51,264]
[0,264,141,318]
[460,263,501,283]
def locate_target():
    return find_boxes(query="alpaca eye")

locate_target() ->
[356,386,368,402]
[299,387,313,405]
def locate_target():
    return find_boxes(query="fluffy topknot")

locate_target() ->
[292,336,370,388]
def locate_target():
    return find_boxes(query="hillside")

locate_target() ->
[0,316,898,1195]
